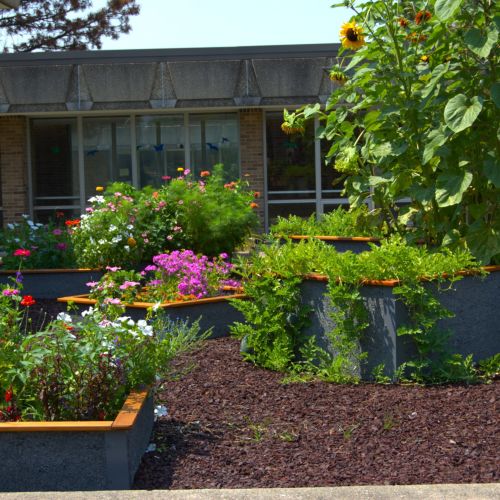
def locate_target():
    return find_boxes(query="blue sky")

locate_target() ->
[97,0,352,50]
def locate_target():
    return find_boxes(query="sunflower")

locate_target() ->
[415,10,432,25]
[329,67,348,85]
[340,21,365,50]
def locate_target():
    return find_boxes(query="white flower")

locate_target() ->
[127,224,133,230]
[152,302,162,312]
[146,443,157,452]
[88,195,105,204]
[117,316,132,323]
[81,307,95,317]
[154,405,168,419]
[109,224,117,232]
[112,236,123,244]
[7,223,14,230]
[56,312,72,323]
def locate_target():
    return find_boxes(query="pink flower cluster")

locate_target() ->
[150,250,236,299]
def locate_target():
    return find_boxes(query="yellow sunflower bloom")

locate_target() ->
[340,21,365,50]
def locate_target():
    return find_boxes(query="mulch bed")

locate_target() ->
[25,301,499,488]
[133,337,499,489]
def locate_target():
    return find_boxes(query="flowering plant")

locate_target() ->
[162,164,258,256]
[70,183,185,268]
[87,251,241,305]
[0,282,204,421]
[286,0,499,263]
[0,215,75,269]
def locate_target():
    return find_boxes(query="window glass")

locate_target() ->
[189,114,239,180]
[31,118,80,220]
[136,115,185,187]
[83,117,131,199]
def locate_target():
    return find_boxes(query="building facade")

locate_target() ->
[0,44,344,230]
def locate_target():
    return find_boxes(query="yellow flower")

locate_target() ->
[177,167,184,172]
[127,237,137,247]
[340,21,365,50]
[95,186,104,192]
[420,55,430,63]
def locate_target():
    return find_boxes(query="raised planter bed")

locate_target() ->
[288,235,380,253]
[300,266,500,379]
[0,268,104,299]
[58,293,247,339]
[0,388,153,492]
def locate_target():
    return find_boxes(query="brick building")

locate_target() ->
[0,44,343,230]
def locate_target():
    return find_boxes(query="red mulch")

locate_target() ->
[133,337,499,489]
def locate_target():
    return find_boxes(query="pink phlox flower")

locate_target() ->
[106,266,122,272]
[86,281,99,288]
[52,229,63,236]
[103,297,121,305]
[2,288,19,296]
[119,281,140,290]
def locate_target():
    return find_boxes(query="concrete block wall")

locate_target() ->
[239,109,265,228]
[0,116,29,223]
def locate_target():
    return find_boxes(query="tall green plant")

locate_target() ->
[285,0,499,263]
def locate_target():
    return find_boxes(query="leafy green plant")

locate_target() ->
[286,0,500,264]
[231,235,491,384]
[270,205,386,238]
[166,164,258,256]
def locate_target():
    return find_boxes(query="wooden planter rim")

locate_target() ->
[0,268,100,275]
[0,387,149,433]
[304,265,500,287]
[288,235,380,243]
[58,292,247,309]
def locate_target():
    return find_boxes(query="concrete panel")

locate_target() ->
[253,58,327,98]
[150,62,177,107]
[66,65,93,111]
[82,63,156,102]
[168,60,240,100]
[0,65,72,104]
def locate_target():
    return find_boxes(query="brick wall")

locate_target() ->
[239,109,265,230]
[0,116,28,224]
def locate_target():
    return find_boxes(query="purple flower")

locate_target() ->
[56,242,67,251]
[15,271,23,283]
[52,229,63,236]
[143,265,157,272]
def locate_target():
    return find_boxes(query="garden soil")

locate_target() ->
[133,337,499,490]
[30,301,499,489]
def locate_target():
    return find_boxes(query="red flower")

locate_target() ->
[55,211,65,218]
[65,219,80,227]
[13,249,31,257]
[20,295,36,307]
[415,10,432,25]
[5,387,13,403]
[200,170,211,177]
[250,202,259,209]
[398,17,409,28]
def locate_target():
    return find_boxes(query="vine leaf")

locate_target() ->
[444,94,483,133]
[435,170,473,207]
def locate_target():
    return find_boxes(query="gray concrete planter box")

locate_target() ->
[0,388,153,492]
[301,266,500,379]
[0,268,103,299]
[58,293,247,338]
[289,235,380,253]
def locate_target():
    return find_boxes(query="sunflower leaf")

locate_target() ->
[435,0,464,21]
[464,26,498,58]
[435,170,473,207]
[444,94,483,133]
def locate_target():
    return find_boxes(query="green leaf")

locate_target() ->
[371,142,393,158]
[491,83,500,109]
[483,154,500,188]
[444,94,483,133]
[423,129,447,164]
[368,176,391,187]
[435,0,464,21]
[464,26,498,58]
[466,224,500,264]
[435,170,473,207]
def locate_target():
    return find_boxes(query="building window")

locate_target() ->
[189,114,239,181]
[83,117,132,199]
[31,118,80,221]
[266,111,316,222]
[265,111,346,227]
[136,115,185,187]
